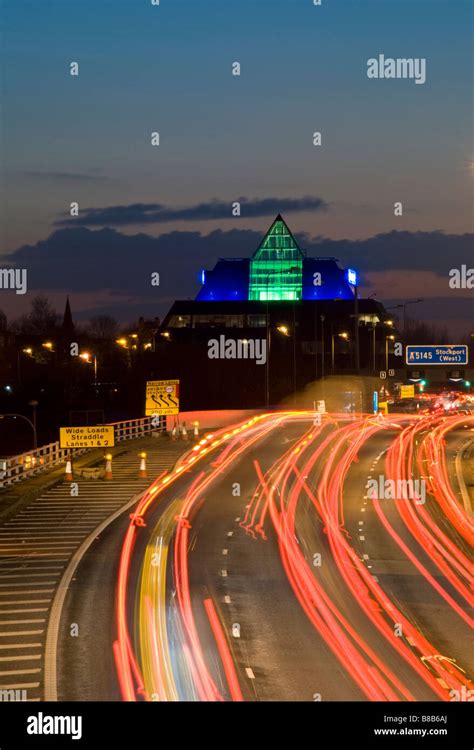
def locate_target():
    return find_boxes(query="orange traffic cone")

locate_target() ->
[105,454,113,480]
[139,453,147,478]
[171,425,177,441]
[193,422,199,438]
[181,423,188,441]
[64,460,73,481]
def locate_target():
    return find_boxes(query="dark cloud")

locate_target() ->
[3,225,473,331]
[54,196,329,227]
[23,171,114,183]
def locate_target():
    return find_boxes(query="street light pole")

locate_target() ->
[320,315,325,381]
[28,401,38,449]
[0,413,38,451]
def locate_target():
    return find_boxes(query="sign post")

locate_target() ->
[406,345,468,366]
[59,425,115,449]
[145,380,180,416]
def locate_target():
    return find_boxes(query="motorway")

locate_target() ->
[56,411,474,702]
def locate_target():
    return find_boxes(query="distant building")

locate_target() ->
[196,214,355,302]
[158,215,396,408]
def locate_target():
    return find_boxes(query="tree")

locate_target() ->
[86,315,119,340]
[0,309,7,332]
[11,295,59,335]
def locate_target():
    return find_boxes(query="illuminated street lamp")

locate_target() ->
[79,352,98,389]
[385,334,395,370]
[116,337,128,347]
[42,341,54,350]
[277,325,289,336]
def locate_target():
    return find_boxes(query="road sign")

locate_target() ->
[379,371,387,379]
[317,400,326,413]
[406,345,468,366]
[388,369,395,377]
[60,425,115,449]
[146,379,180,416]
[378,401,388,415]
[400,385,415,399]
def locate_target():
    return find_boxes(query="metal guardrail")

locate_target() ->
[0,415,166,488]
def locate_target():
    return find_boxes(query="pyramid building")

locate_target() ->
[196,214,356,302]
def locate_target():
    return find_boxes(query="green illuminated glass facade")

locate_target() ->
[248,215,304,301]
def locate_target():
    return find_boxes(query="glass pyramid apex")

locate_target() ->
[249,215,304,301]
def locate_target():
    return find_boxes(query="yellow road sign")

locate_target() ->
[60,425,115,449]
[378,401,389,415]
[400,385,415,399]
[146,379,180,416]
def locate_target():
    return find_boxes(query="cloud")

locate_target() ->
[54,196,329,227]
[22,171,114,183]
[2,225,472,335]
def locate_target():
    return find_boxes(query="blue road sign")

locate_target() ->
[406,345,468,366]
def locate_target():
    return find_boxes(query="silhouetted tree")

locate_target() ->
[86,315,119,340]
[11,295,59,335]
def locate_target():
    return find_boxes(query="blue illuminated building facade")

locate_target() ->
[196,215,357,302]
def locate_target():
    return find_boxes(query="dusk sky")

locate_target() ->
[1,0,472,333]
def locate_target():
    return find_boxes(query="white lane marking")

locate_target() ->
[235,517,240,522]
[0,668,41,676]
[0,682,39,689]
[0,655,41,662]
[361,508,366,513]
[224,596,231,604]
[0,590,54,595]
[227,532,233,537]
[222,549,228,555]
[221,570,228,577]
[359,536,365,541]
[372,576,379,582]
[358,521,364,526]
[245,668,255,679]
[0,570,60,586]
[363,554,369,560]
[0,600,52,606]
[0,619,45,625]
[0,582,57,588]
[0,609,48,614]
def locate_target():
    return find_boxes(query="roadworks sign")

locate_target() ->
[400,385,415,399]
[60,425,115,449]
[145,380,180,416]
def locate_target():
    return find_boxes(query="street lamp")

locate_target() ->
[387,299,424,339]
[0,413,38,451]
[28,400,38,449]
[320,315,326,381]
[385,334,395,370]
[80,352,98,389]
[331,331,349,373]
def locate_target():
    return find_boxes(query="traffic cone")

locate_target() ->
[193,422,199,438]
[139,453,147,478]
[171,425,177,441]
[64,460,73,481]
[104,454,113,480]
[181,422,188,441]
